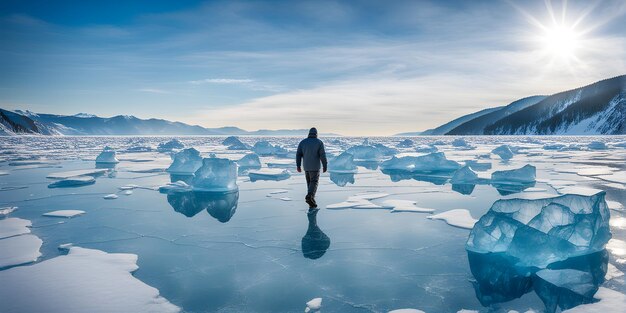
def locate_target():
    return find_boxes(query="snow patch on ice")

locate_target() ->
[43,210,85,218]
[304,297,322,313]
[428,209,477,229]
[0,218,31,239]
[0,234,42,268]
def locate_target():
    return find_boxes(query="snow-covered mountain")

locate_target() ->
[0,110,338,136]
[402,75,624,136]
[485,75,625,135]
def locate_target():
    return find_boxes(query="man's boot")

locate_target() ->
[305,195,315,207]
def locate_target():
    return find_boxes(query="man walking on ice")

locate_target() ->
[296,127,327,208]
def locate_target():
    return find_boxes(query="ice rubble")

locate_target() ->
[380,152,461,173]
[48,176,95,188]
[491,165,536,184]
[252,141,287,156]
[562,287,626,313]
[0,246,180,313]
[192,158,239,192]
[415,144,438,153]
[43,210,85,218]
[166,148,203,175]
[428,209,477,229]
[373,143,398,156]
[466,192,611,268]
[95,146,119,164]
[587,141,608,150]
[237,153,261,168]
[328,152,357,173]
[157,139,184,152]
[248,168,291,181]
[304,297,322,312]
[0,218,31,239]
[492,145,514,160]
[452,138,475,149]
[396,139,414,148]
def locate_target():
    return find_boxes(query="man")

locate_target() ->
[296,127,327,208]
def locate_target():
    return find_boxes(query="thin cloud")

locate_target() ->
[189,78,254,84]
[137,88,170,94]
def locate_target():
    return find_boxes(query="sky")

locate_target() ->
[0,0,625,135]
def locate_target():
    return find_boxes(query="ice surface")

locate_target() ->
[562,287,626,313]
[252,141,287,156]
[492,145,515,160]
[304,297,322,312]
[380,152,461,173]
[428,209,477,229]
[587,141,608,150]
[166,148,203,175]
[0,170,8,176]
[491,165,536,184]
[0,246,180,313]
[157,139,184,152]
[595,172,626,184]
[43,210,85,218]
[373,143,398,156]
[248,168,291,182]
[533,269,598,312]
[192,158,239,191]
[326,194,390,210]
[450,166,480,184]
[0,218,31,239]
[237,153,261,168]
[328,152,357,173]
[95,146,119,164]
[345,144,383,161]
[0,234,42,268]
[607,239,626,257]
[103,194,118,199]
[383,200,434,213]
[388,310,425,313]
[0,207,18,218]
[48,176,95,188]
[605,263,624,280]
[466,192,611,267]
[47,169,107,179]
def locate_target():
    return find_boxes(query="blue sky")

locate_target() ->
[1,0,625,135]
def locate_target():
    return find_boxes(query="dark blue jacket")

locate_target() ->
[296,129,327,171]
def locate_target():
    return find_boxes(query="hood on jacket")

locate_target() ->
[308,127,318,138]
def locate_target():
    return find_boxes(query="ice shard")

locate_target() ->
[328,152,357,173]
[192,158,238,192]
[95,146,119,164]
[166,148,203,175]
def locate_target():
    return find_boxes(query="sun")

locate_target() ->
[541,24,580,59]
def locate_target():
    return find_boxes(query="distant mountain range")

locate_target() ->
[397,74,626,135]
[0,110,339,136]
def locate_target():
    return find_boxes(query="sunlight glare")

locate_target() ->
[541,24,580,59]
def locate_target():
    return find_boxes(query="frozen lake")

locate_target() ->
[0,136,625,313]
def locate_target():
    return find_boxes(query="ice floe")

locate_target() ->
[380,152,461,173]
[467,192,610,267]
[345,144,383,161]
[0,218,31,239]
[304,297,322,313]
[237,153,261,168]
[491,164,536,184]
[103,194,118,200]
[492,145,514,160]
[252,141,287,156]
[328,152,357,173]
[0,246,180,312]
[0,234,42,268]
[48,176,95,188]
[192,158,239,191]
[427,209,476,229]
[248,168,291,182]
[95,146,119,164]
[383,200,434,213]
[396,139,414,148]
[43,210,86,218]
[166,148,203,175]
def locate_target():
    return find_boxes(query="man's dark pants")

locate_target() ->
[305,171,320,199]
